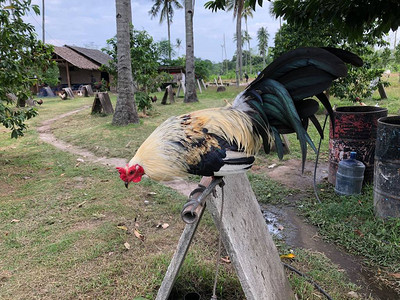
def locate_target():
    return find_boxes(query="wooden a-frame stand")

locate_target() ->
[156,174,294,300]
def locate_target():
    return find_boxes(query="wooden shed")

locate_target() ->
[52,45,113,91]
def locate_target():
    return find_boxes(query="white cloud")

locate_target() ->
[24,0,280,62]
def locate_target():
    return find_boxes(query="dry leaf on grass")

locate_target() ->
[117,225,128,231]
[134,229,145,241]
[11,219,20,223]
[280,253,296,259]
[124,242,131,250]
[389,273,400,279]
[156,223,170,229]
[221,256,231,263]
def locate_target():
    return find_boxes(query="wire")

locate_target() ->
[211,181,225,300]
[27,10,61,46]
[313,113,329,203]
[283,262,333,300]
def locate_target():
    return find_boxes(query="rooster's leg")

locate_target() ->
[182,177,224,216]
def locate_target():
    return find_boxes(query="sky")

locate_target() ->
[24,0,281,63]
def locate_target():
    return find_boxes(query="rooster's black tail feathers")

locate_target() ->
[242,47,362,171]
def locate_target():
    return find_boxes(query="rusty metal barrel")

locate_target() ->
[328,106,388,185]
[374,116,400,218]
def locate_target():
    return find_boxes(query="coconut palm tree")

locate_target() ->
[257,26,269,68]
[175,38,182,57]
[149,0,183,60]
[113,0,139,125]
[226,0,245,86]
[184,0,198,102]
[243,5,253,74]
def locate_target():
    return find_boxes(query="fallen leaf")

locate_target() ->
[277,224,284,231]
[354,229,364,237]
[221,256,231,263]
[389,273,400,279]
[268,163,277,169]
[156,223,170,229]
[134,229,144,241]
[60,173,65,177]
[124,242,131,250]
[147,192,157,196]
[75,162,80,167]
[11,219,20,223]
[76,158,84,163]
[117,225,128,231]
[92,213,105,219]
[280,253,296,259]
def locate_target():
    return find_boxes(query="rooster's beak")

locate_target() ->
[125,181,129,189]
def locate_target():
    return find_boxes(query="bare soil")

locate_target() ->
[38,107,398,300]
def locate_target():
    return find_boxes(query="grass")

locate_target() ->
[1,77,400,299]
[282,249,364,300]
[300,183,400,272]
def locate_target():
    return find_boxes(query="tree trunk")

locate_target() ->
[246,19,252,75]
[262,50,266,68]
[112,0,139,126]
[184,0,198,103]
[167,9,171,61]
[235,2,243,86]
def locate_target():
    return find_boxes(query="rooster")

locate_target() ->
[117,47,362,190]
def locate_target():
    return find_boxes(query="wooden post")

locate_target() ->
[197,79,202,93]
[218,75,223,86]
[91,92,114,114]
[156,174,294,300]
[201,79,207,90]
[65,61,71,88]
[214,78,219,87]
[177,81,182,97]
[168,85,175,103]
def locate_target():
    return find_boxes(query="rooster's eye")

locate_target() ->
[129,170,135,175]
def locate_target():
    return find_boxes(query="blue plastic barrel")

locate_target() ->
[335,152,366,195]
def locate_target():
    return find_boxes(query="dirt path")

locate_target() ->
[37,106,396,299]
[37,106,197,193]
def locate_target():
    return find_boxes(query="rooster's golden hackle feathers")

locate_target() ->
[119,47,363,186]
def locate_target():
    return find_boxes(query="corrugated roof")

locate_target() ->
[53,46,99,70]
[66,45,112,66]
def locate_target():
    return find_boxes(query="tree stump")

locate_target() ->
[217,86,226,92]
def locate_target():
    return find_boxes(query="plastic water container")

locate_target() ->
[335,152,365,195]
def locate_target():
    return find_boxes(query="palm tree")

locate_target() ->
[184,0,198,102]
[175,37,182,57]
[242,5,253,74]
[149,0,183,61]
[226,0,245,86]
[257,26,269,68]
[112,0,139,125]
[233,30,251,71]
